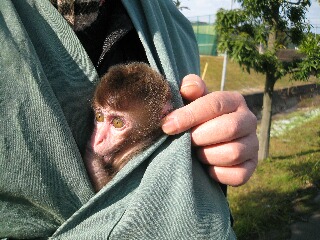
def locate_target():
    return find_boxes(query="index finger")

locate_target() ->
[162,91,246,135]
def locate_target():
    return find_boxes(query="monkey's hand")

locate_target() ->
[161,74,258,187]
[84,145,110,192]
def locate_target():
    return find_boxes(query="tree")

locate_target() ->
[173,0,189,11]
[292,33,320,80]
[215,0,315,160]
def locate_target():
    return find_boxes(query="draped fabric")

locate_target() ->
[0,0,235,239]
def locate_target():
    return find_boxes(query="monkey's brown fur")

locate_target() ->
[93,62,171,141]
[86,62,172,191]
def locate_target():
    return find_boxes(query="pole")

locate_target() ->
[220,52,228,91]
[202,62,208,80]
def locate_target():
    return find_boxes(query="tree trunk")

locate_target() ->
[258,73,276,161]
[258,19,278,161]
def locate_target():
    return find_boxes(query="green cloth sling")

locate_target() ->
[0,0,235,239]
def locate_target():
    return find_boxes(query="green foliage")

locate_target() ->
[216,0,312,79]
[216,0,316,161]
[229,110,320,239]
[292,34,320,80]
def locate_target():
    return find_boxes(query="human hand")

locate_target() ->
[162,74,258,186]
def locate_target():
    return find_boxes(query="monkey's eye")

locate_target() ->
[112,117,124,128]
[95,112,104,122]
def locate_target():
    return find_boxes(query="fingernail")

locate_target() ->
[162,116,178,135]
[180,81,200,92]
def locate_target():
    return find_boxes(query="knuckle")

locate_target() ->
[234,92,247,106]
[226,119,241,138]
[253,135,260,151]
[248,133,260,152]
[248,111,258,128]
[229,144,242,162]
[209,93,223,114]
[201,92,223,117]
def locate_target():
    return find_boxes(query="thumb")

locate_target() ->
[180,74,209,102]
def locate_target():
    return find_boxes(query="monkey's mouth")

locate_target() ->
[100,143,123,163]
[102,154,113,163]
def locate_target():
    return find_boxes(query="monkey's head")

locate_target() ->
[90,62,172,158]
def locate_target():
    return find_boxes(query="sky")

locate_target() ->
[179,0,320,31]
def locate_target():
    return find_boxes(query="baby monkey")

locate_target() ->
[84,62,172,192]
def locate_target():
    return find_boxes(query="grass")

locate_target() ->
[200,55,318,93]
[228,106,320,239]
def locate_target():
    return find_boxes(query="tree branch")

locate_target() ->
[285,0,305,5]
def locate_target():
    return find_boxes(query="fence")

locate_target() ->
[187,15,218,56]
[310,24,320,35]
[187,15,320,56]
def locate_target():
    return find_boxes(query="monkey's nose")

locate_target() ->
[91,126,109,154]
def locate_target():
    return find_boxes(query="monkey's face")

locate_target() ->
[89,105,137,158]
